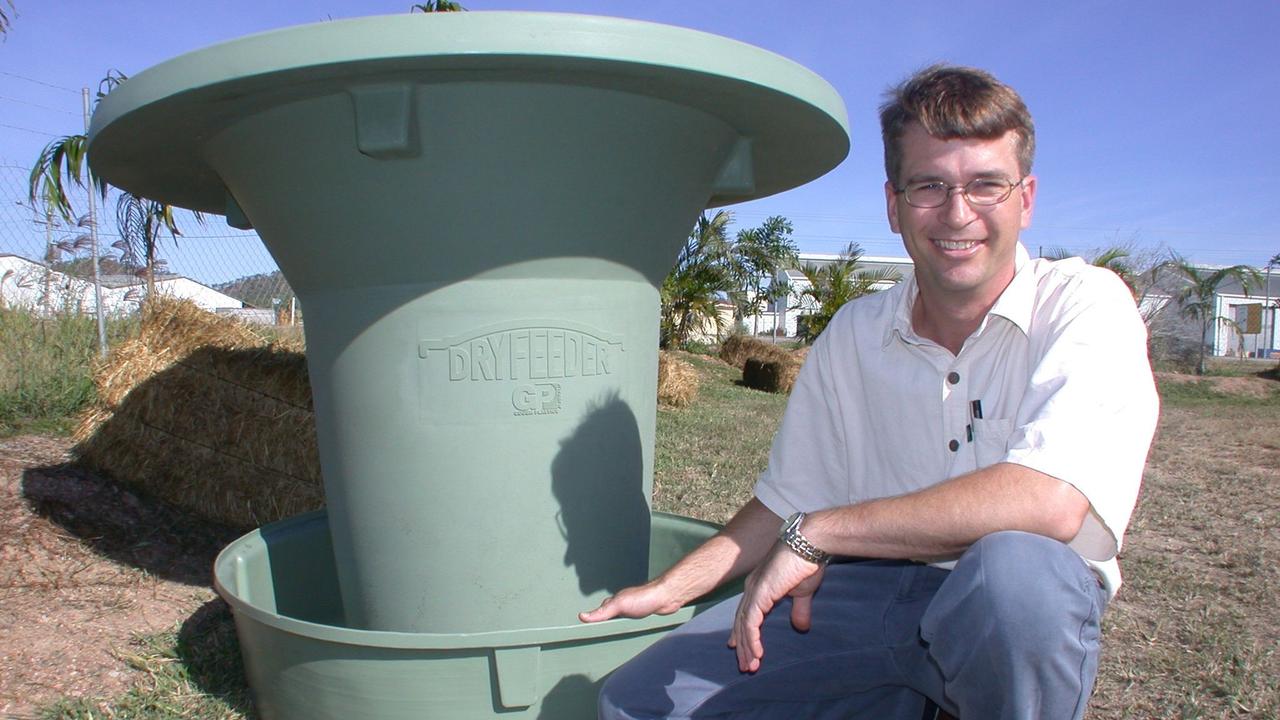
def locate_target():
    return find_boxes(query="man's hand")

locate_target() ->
[728,543,825,673]
[578,581,684,623]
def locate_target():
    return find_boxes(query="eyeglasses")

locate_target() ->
[895,177,1026,209]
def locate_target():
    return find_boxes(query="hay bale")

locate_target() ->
[718,334,789,369]
[73,297,322,529]
[742,356,801,394]
[657,351,699,407]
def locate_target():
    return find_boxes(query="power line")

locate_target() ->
[0,71,78,94]
[0,122,58,138]
[0,94,79,116]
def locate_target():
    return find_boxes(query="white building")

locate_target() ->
[758,252,912,338]
[1208,273,1279,359]
[0,253,245,316]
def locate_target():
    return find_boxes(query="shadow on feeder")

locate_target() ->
[552,393,650,595]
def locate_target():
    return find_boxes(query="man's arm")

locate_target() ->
[579,497,782,623]
[804,461,1090,559]
[727,461,1091,672]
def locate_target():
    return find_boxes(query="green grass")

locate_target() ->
[652,353,789,524]
[1159,380,1252,406]
[0,308,136,437]
[1201,357,1279,377]
[1157,378,1280,407]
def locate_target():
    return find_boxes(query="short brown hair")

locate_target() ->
[880,64,1035,187]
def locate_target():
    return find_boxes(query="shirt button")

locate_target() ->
[948,439,960,452]
[947,371,961,385]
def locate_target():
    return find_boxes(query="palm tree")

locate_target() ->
[29,135,102,223]
[114,192,202,298]
[732,215,798,335]
[28,71,127,216]
[660,210,735,349]
[795,242,900,343]
[28,71,194,307]
[1158,255,1263,375]
[1043,246,1138,297]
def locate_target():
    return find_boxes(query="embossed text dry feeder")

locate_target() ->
[88,12,848,719]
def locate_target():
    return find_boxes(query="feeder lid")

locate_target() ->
[88,12,849,214]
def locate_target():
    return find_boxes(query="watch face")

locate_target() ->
[782,511,803,537]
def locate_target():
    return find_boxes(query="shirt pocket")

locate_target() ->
[972,417,1014,468]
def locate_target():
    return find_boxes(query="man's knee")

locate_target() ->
[964,531,1099,616]
[923,531,1103,656]
[920,532,1106,718]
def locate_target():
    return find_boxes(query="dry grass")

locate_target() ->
[1089,391,1279,719]
[741,356,801,394]
[717,334,791,369]
[718,335,802,394]
[657,351,699,407]
[71,298,322,529]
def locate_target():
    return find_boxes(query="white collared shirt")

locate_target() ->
[754,244,1159,597]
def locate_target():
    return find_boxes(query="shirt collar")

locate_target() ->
[883,242,1035,348]
[988,243,1035,336]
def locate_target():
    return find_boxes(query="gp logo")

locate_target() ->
[512,383,561,416]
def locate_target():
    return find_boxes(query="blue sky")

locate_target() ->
[2,0,1278,269]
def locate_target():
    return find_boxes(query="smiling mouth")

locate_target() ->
[933,239,981,251]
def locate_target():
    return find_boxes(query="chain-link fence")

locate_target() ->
[1,163,294,324]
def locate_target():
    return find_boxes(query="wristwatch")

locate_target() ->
[779,511,830,565]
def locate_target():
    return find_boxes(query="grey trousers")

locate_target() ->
[599,531,1108,720]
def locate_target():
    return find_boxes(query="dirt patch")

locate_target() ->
[1155,370,1279,398]
[0,435,240,718]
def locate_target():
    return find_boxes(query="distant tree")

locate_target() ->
[795,242,899,343]
[36,212,95,314]
[215,271,296,310]
[1158,254,1263,375]
[732,215,798,335]
[53,254,136,279]
[410,1,466,11]
[660,210,735,349]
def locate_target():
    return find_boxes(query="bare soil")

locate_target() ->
[0,435,240,718]
[0,370,1276,718]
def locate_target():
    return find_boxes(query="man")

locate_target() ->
[580,64,1159,720]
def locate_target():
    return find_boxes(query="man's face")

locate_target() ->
[885,123,1036,305]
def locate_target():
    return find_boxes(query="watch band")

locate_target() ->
[780,511,830,565]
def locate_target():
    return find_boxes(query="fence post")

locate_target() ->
[83,86,108,358]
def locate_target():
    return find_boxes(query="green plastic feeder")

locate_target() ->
[89,11,848,718]
[215,509,739,718]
